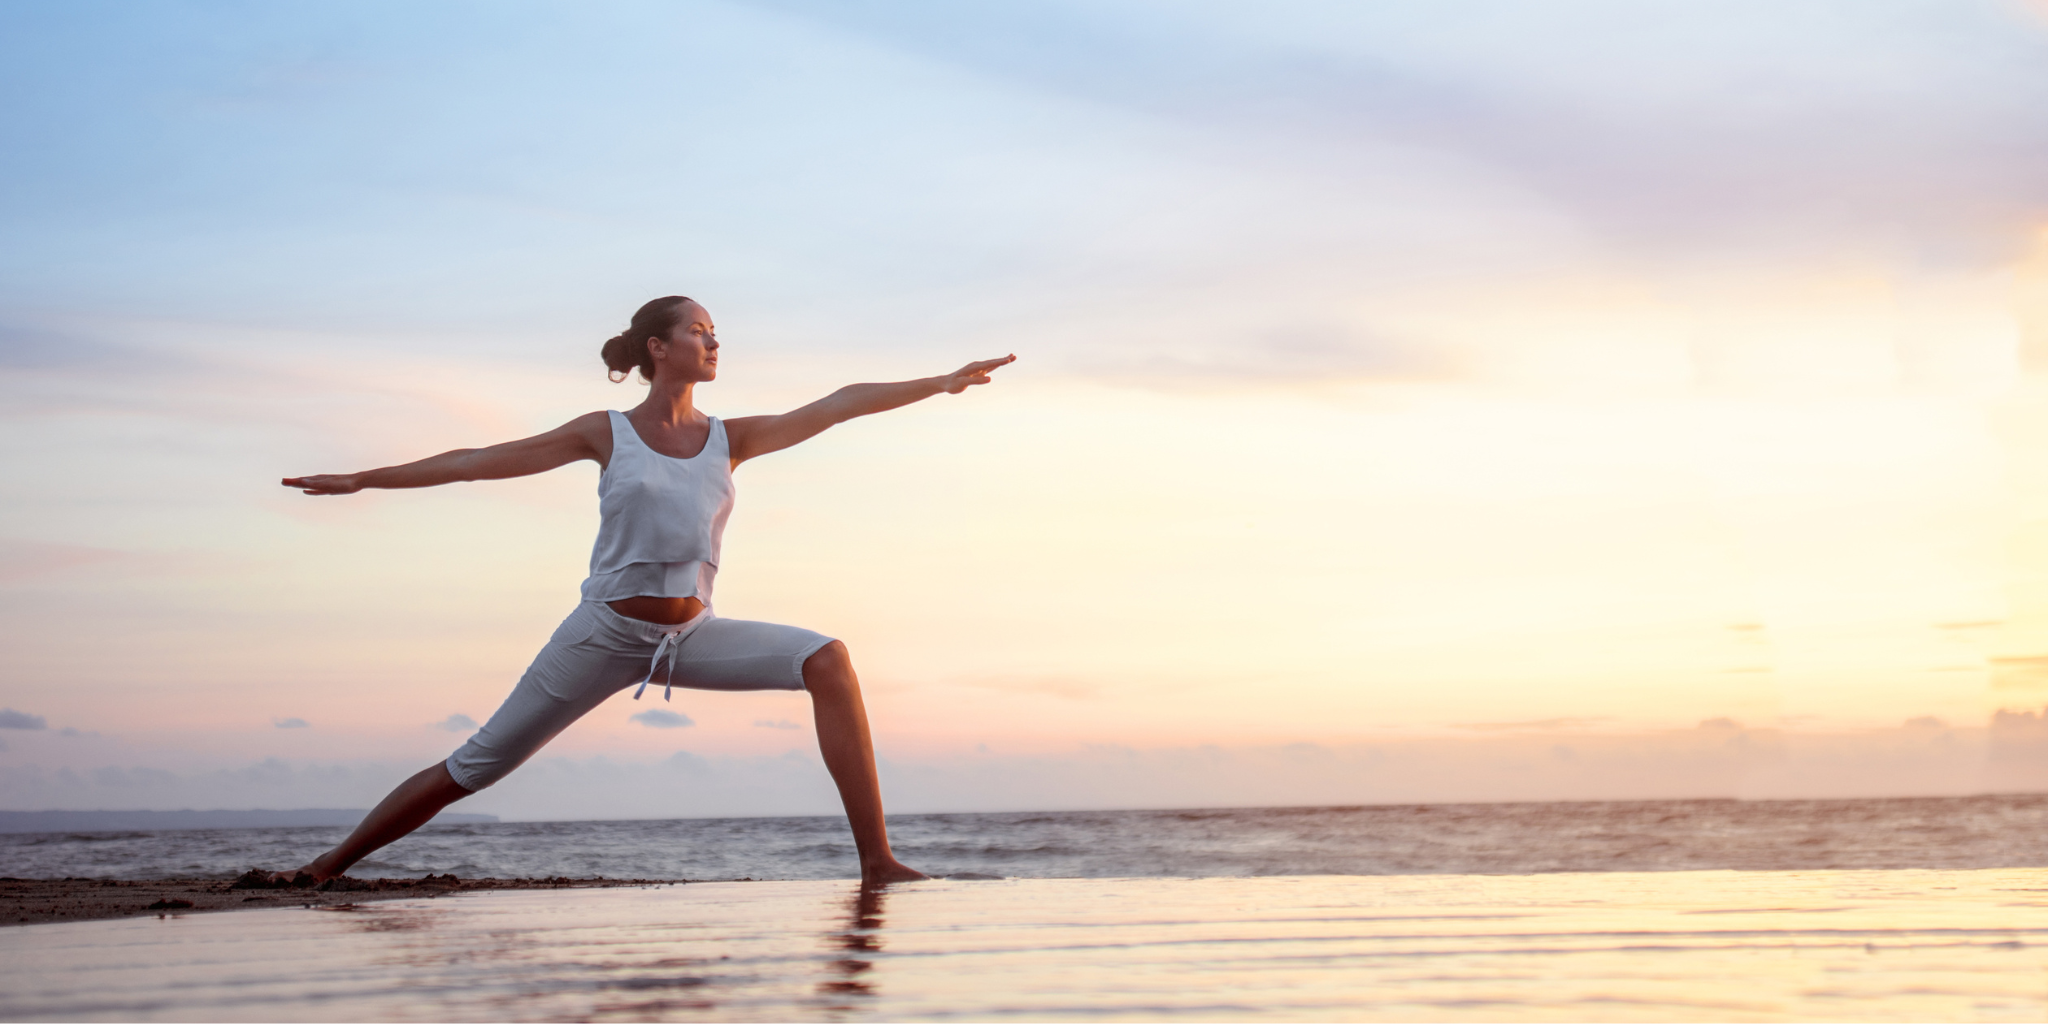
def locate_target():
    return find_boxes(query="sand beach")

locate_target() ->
[5,869,2048,1022]
[0,874,681,927]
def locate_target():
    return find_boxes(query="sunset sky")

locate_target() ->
[5,1,2048,818]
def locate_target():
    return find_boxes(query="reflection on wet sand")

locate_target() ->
[318,902,443,933]
[11,871,2048,1021]
[819,885,887,1008]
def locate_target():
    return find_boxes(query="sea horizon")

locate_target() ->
[13,786,2048,830]
[9,792,2048,884]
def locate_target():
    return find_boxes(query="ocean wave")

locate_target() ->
[8,794,2048,881]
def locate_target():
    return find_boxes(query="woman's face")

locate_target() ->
[650,302,718,384]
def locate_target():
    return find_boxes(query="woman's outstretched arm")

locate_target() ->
[725,355,1014,465]
[282,411,612,495]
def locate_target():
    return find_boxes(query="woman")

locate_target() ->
[275,295,1012,886]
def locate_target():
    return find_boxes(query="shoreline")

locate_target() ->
[1,875,700,927]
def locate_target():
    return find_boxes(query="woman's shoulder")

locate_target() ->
[555,410,620,458]
[564,409,620,434]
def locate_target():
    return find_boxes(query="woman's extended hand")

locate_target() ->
[276,414,608,495]
[724,355,1019,464]
[282,474,363,496]
[940,355,1016,394]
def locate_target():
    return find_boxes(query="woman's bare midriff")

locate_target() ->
[607,596,705,625]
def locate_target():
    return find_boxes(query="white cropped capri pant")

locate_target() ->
[445,601,834,791]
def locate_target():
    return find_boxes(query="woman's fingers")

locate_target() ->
[282,475,354,495]
[946,355,1014,392]
[953,355,1014,377]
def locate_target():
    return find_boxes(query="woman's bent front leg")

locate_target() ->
[805,640,927,885]
[286,602,636,883]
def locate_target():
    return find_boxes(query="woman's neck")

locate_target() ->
[634,381,700,426]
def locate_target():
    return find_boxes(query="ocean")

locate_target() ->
[6,792,2048,881]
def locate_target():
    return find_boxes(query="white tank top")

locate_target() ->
[581,411,735,603]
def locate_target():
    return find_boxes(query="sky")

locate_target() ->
[4,0,2048,818]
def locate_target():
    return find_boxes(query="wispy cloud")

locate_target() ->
[1992,655,2048,690]
[0,709,46,730]
[2,721,2020,819]
[1455,717,1612,732]
[752,719,801,731]
[761,1,2048,262]
[0,542,127,583]
[954,676,1105,700]
[272,717,310,729]
[630,710,693,729]
[1071,323,1453,389]
[433,714,478,733]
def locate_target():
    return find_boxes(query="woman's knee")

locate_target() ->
[803,640,854,692]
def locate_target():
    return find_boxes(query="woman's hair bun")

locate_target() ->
[601,332,637,383]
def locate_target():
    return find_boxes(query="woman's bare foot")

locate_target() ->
[230,868,322,890]
[861,860,929,886]
[274,866,328,886]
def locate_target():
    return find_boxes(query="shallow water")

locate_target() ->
[7,794,2048,881]
[7,870,2048,1021]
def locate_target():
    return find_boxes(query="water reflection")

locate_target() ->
[817,884,888,1009]
[316,902,440,933]
[13,874,2048,1021]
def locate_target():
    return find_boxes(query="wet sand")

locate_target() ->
[7,869,2048,1021]
[0,875,684,926]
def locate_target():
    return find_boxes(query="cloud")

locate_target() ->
[90,765,178,788]
[952,676,1105,700]
[0,321,191,373]
[630,709,693,729]
[1072,324,1453,388]
[272,717,310,729]
[0,541,126,582]
[0,323,74,369]
[0,718,2032,820]
[767,1,2048,263]
[1993,655,2048,690]
[1454,717,1611,732]
[753,719,801,730]
[433,714,478,733]
[0,708,47,730]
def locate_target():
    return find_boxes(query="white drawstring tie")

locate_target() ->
[633,621,698,702]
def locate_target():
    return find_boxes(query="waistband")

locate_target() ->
[588,601,712,703]
[590,599,712,644]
